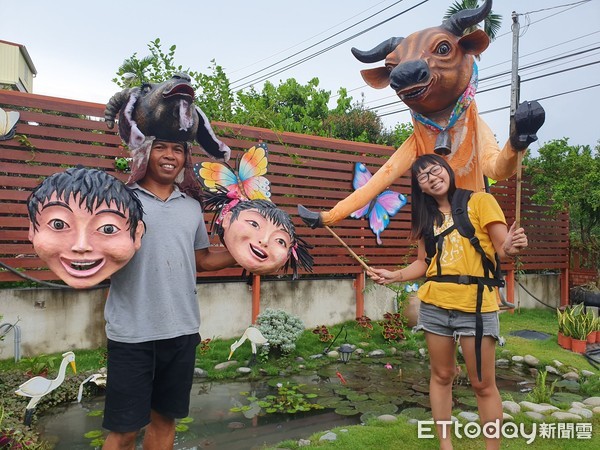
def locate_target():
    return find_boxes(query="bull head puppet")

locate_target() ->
[104,73,231,198]
[299,0,545,228]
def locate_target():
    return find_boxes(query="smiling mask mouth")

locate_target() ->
[69,260,103,271]
[249,244,267,260]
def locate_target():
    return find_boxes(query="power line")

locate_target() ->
[376,59,600,117]
[227,0,394,75]
[231,0,429,92]
[368,47,600,112]
[230,0,409,86]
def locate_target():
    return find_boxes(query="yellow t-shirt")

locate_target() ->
[417,192,506,313]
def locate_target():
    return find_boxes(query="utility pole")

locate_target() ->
[509,11,522,311]
[511,11,523,229]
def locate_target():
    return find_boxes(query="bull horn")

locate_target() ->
[104,90,131,130]
[441,0,493,36]
[351,37,404,63]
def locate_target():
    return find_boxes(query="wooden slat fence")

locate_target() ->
[0,90,569,283]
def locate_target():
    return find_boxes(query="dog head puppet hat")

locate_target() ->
[104,72,231,196]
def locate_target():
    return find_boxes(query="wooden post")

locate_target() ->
[560,268,569,307]
[354,272,365,318]
[505,270,515,314]
[251,274,260,323]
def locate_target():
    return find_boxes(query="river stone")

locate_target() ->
[525,411,545,421]
[511,355,524,363]
[458,411,479,422]
[496,359,510,368]
[562,371,580,381]
[523,355,539,366]
[227,421,245,429]
[214,361,238,370]
[583,396,600,407]
[503,413,514,421]
[377,414,398,423]
[502,400,520,414]
[194,368,207,378]
[319,432,337,442]
[545,365,560,375]
[581,370,595,377]
[552,359,564,367]
[368,349,386,357]
[568,407,593,418]
[298,439,311,447]
[552,411,583,421]
[519,401,559,414]
[593,406,600,414]
[237,367,252,374]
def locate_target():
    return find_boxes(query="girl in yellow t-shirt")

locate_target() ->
[369,154,528,450]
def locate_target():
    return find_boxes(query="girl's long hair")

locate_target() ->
[410,154,457,240]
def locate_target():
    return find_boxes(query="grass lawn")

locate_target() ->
[1,306,598,448]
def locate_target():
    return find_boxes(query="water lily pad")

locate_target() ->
[360,412,378,424]
[84,430,103,439]
[364,403,399,415]
[551,392,583,405]
[346,392,370,402]
[175,424,189,432]
[178,417,194,424]
[335,406,360,415]
[368,392,392,402]
[553,379,581,392]
[86,409,103,417]
[411,384,429,394]
[456,396,478,408]
[399,407,429,420]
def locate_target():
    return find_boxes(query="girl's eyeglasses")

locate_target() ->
[417,164,443,184]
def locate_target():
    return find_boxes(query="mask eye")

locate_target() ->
[98,224,120,235]
[436,42,451,55]
[49,219,67,230]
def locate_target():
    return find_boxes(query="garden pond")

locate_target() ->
[37,357,542,449]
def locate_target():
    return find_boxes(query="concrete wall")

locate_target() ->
[0,274,558,361]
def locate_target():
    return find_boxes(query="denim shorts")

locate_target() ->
[413,301,503,344]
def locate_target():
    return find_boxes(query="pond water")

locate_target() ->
[36,358,537,449]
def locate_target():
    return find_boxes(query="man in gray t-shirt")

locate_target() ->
[102,140,237,450]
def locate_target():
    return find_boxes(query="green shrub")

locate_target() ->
[256,308,304,357]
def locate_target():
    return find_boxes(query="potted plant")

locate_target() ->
[584,309,597,344]
[569,306,590,354]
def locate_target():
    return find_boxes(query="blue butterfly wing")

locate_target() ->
[368,191,407,245]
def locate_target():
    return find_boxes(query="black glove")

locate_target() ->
[298,205,323,229]
[510,100,545,151]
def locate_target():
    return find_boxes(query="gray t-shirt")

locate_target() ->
[105,184,209,343]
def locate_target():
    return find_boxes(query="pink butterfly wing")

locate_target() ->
[351,162,373,218]
[238,143,271,200]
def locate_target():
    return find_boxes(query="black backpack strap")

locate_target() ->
[451,189,501,382]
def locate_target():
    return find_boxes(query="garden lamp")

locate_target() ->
[338,342,354,363]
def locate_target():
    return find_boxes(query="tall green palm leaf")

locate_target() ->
[443,0,502,41]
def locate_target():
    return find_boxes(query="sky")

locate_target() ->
[2,0,599,152]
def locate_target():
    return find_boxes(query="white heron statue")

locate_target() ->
[77,372,107,402]
[228,327,268,365]
[15,351,76,425]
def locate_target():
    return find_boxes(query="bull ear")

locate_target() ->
[458,29,490,56]
[360,67,391,89]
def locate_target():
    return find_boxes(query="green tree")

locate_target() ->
[443,0,502,41]
[111,39,414,145]
[524,138,600,250]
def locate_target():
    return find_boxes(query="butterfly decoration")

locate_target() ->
[404,282,420,293]
[350,162,407,245]
[194,143,271,201]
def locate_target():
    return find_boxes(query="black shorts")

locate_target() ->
[102,333,200,433]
